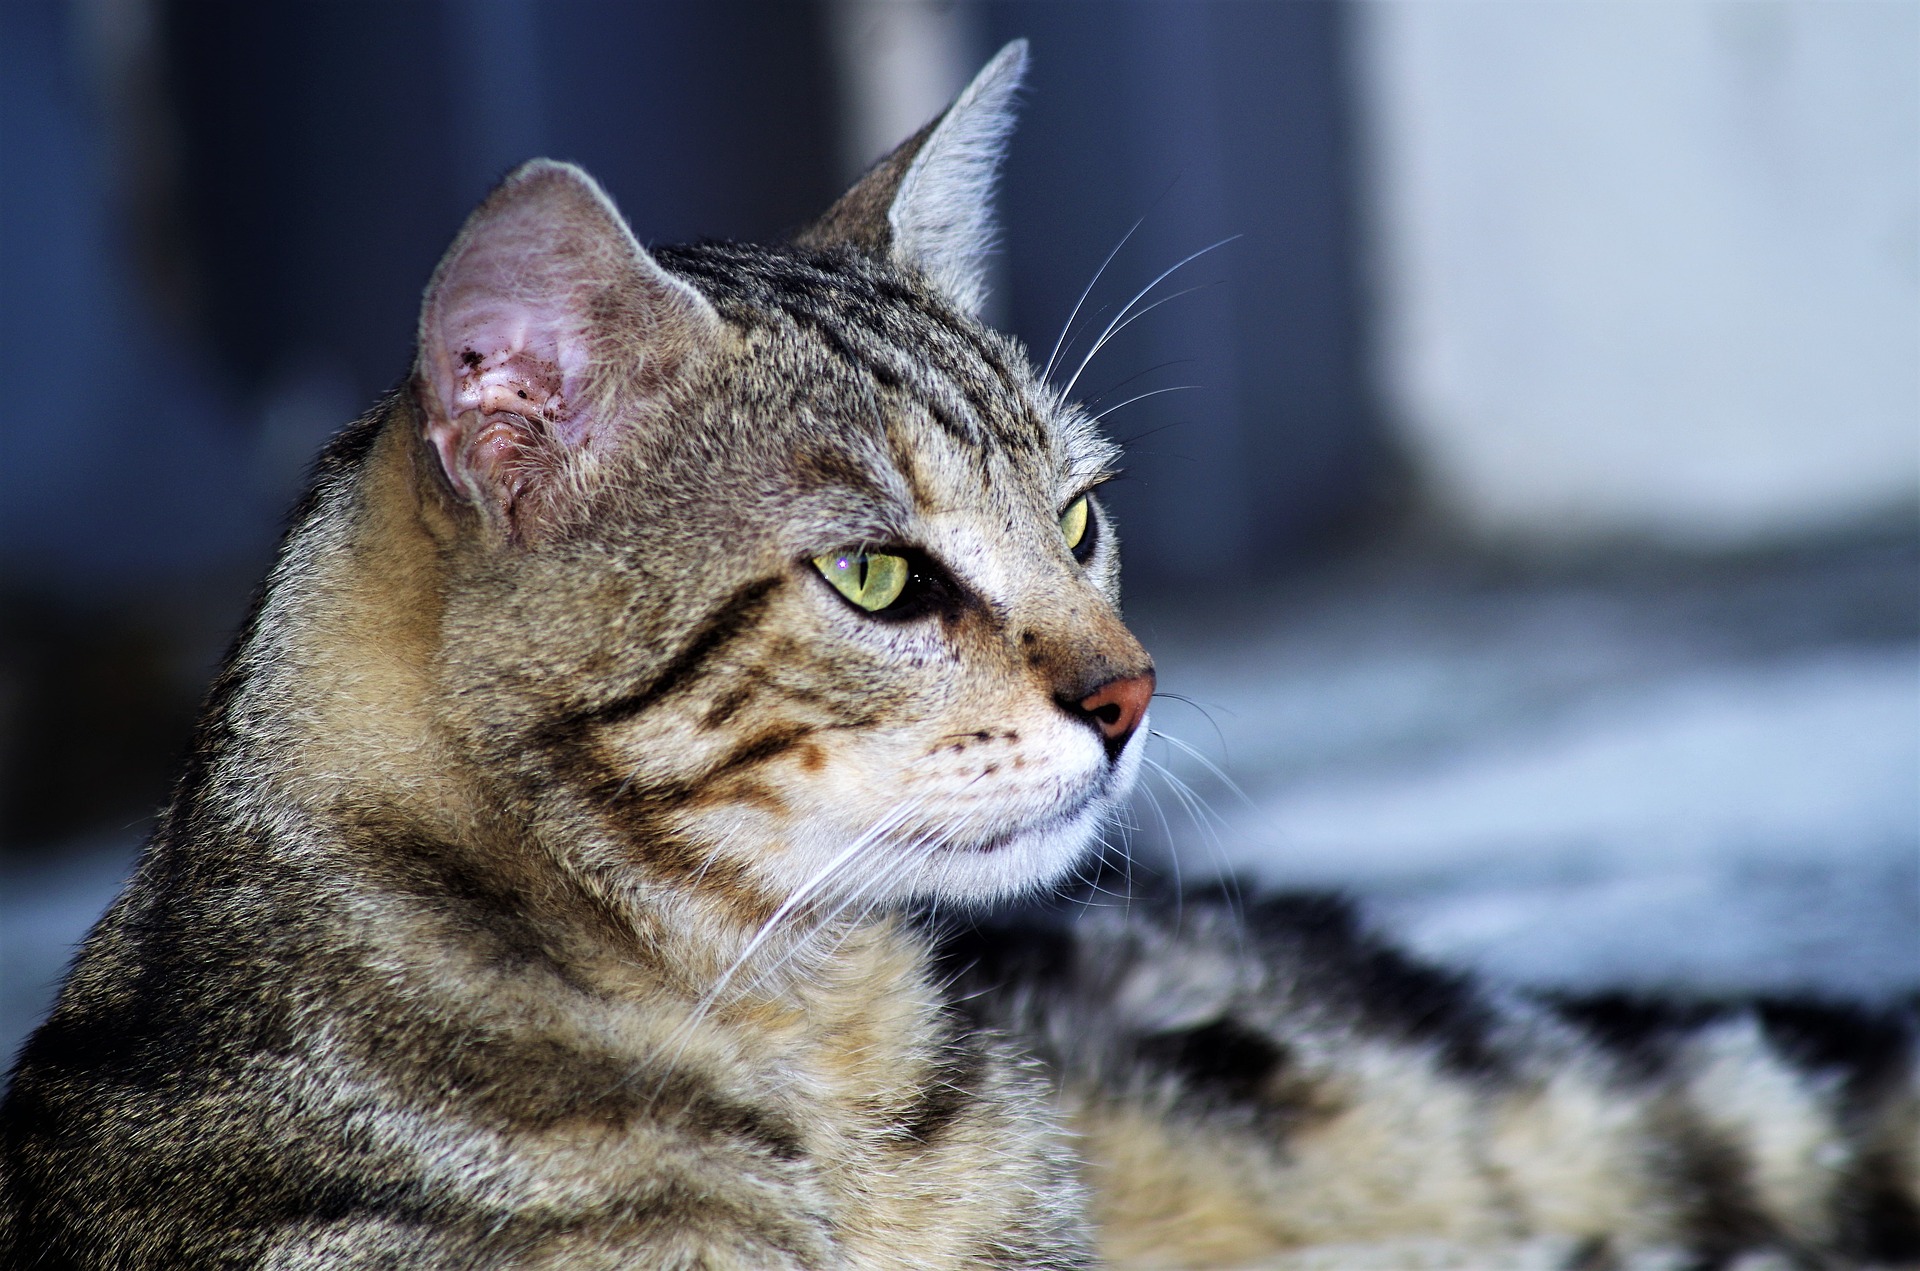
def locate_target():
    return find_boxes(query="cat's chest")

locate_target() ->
[440,932,1087,1266]
[736,1002,1085,1269]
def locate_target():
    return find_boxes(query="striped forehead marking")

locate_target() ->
[661,243,1052,460]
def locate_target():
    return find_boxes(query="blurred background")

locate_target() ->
[3,0,1915,1058]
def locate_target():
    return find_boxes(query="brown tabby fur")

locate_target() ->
[3,43,1916,1270]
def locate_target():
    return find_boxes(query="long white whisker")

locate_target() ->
[1144,757,1220,860]
[1144,755,1251,945]
[737,769,997,997]
[1058,236,1241,401]
[829,833,943,950]
[740,825,939,993]
[1142,756,1246,928]
[1134,766,1176,858]
[1062,283,1217,403]
[1116,807,1137,914]
[1132,768,1181,922]
[699,767,995,1010]
[641,818,913,1091]
[1085,385,1200,427]
[1082,356,1199,411]
[681,803,919,1032]
[1150,727,1257,813]
[1043,217,1145,383]
[1145,755,1232,844]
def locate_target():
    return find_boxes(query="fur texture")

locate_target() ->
[3,43,1915,1270]
[944,889,1920,1268]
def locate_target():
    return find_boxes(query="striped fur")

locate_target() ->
[3,43,1915,1270]
[942,890,1920,1268]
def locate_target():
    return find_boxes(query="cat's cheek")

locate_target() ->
[643,695,1120,902]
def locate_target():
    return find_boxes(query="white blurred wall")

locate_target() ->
[824,0,975,182]
[1358,0,1919,547]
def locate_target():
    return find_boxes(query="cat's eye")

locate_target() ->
[1060,496,1092,556]
[1059,497,1090,550]
[814,551,910,612]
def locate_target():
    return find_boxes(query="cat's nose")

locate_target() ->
[1061,671,1155,761]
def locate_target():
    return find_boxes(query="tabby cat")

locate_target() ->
[3,42,1915,1270]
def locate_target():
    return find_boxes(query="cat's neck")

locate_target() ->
[211,409,474,840]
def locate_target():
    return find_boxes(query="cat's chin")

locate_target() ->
[905,796,1112,906]
[904,734,1147,905]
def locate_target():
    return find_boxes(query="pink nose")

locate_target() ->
[1075,671,1155,758]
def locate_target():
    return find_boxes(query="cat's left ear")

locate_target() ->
[795,39,1026,317]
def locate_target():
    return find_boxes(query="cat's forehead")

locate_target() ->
[658,243,1114,507]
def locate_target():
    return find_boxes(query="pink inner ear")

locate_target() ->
[416,161,722,521]
[419,219,612,510]
[426,245,600,452]
[422,288,583,509]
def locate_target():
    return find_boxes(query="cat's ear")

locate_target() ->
[415,159,720,535]
[795,39,1026,317]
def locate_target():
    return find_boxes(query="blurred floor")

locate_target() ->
[8,532,1914,1062]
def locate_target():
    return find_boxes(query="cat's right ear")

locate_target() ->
[414,159,720,538]
[795,39,1026,318]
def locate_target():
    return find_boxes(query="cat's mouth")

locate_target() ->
[938,783,1108,855]
[958,830,1019,855]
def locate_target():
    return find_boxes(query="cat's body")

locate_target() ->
[3,44,1915,1269]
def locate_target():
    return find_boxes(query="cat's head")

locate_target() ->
[406,43,1152,912]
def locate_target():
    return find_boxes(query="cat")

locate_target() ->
[3,40,1915,1270]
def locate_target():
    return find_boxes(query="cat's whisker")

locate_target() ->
[1140,756,1248,943]
[1130,767,1182,924]
[670,753,979,1042]
[725,810,914,959]
[1057,236,1240,401]
[752,813,987,999]
[1149,691,1235,759]
[1132,764,1177,861]
[1149,726,1257,813]
[678,806,918,1026]
[1142,756,1230,854]
[742,826,938,992]
[701,770,995,1012]
[1073,837,1135,909]
[795,779,1001,942]
[1083,385,1199,427]
[1043,216,1145,383]
[1082,356,1199,409]
[1114,815,1138,915]
[760,759,1076,986]
[1064,282,1218,404]
[821,836,941,958]
[1143,755,1230,869]
[644,824,916,1091]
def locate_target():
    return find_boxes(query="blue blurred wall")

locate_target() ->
[2,0,1381,600]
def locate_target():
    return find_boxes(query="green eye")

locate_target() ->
[813,551,910,612]
[1060,496,1090,551]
